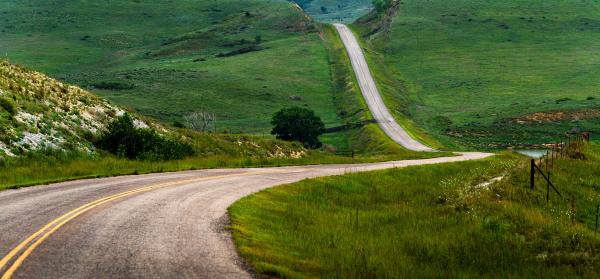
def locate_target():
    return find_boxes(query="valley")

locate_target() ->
[0,1,599,279]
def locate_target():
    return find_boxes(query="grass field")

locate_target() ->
[353,0,600,149]
[0,0,343,134]
[230,143,600,278]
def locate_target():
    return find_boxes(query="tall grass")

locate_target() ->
[229,143,600,278]
[0,149,447,190]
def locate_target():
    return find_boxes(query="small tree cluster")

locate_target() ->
[271,107,325,148]
[97,114,194,160]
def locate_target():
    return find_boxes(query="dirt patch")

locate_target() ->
[514,109,600,124]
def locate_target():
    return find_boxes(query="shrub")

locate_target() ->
[0,97,17,115]
[92,81,135,90]
[271,107,325,148]
[172,120,185,128]
[96,114,194,160]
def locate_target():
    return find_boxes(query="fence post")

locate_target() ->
[594,205,600,232]
[545,151,549,172]
[546,172,551,204]
[530,159,535,189]
[551,144,555,167]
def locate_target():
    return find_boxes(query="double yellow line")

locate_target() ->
[0,170,279,279]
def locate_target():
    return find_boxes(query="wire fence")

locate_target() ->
[528,132,597,231]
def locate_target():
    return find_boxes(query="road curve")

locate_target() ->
[0,152,492,278]
[334,23,435,152]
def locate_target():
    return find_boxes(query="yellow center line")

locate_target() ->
[0,169,286,279]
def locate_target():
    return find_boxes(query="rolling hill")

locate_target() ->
[353,0,600,149]
[0,0,341,134]
[0,60,309,160]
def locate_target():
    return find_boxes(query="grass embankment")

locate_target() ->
[230,143,600,278]
[353,0,600,149]
[0,0,344,136]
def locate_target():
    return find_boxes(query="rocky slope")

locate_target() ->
[0,60,307,160]
[0,60,144,157]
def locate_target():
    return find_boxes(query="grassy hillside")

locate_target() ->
[0,61,445,190]
[0,60,309,158]
[353,0,600,149]
[294,0,373,23]
[0,0,343,134]
[230,143,600,278]
[0,60,127,156]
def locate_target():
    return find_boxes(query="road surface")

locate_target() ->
[334,23,435,152]
[0,153,492,278]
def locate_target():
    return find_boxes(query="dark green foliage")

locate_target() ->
[97,114,194,160]
[92,81,135,90]
[271,107,325,148]
[216,45,263,58]
[372,0,391,12]
[172,120,185,128]
[0,97,17,115]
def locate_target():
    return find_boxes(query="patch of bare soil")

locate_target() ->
[514,109,600,124]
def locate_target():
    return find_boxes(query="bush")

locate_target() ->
[271,107,325,148]
[92,81,135,90]
[0,97,17,115]
[96,114,194,160]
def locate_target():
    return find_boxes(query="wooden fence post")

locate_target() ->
[530,159,535,189]
[546,172,551,204]
[551,144,555,167]
[545,151,549,172]
[594,205,600,232]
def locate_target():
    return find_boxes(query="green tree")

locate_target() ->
[271,107,325,148]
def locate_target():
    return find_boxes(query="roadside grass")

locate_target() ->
[230,143,600,278]
[0,0,344,136]
[0,131,449,191]
[353,0,600,149]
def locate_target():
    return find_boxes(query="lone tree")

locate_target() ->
[271,107,325,148]
[184,111,216,132]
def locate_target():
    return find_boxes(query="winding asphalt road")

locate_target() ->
[0,153,492,278]
[334,24,434,152]
[0,23,486,279]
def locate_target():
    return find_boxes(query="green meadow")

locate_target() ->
[0,0,341,134]
[230,143,600,278]
[354,0,600,149]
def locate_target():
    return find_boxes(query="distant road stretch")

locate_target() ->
[334,23,435,152]
[0,153,492,278]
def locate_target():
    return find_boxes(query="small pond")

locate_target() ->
[515,149,549,159]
